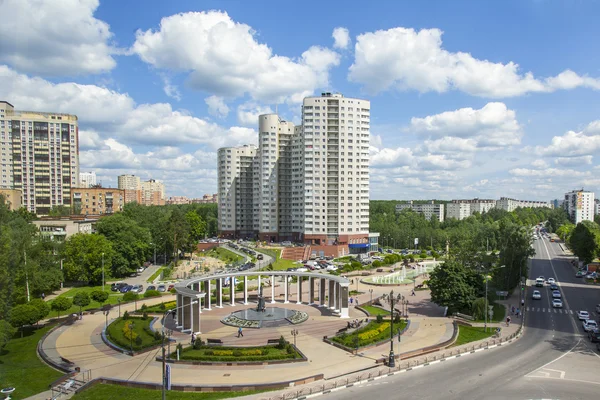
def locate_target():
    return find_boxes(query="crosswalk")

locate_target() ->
[524,307,598,317]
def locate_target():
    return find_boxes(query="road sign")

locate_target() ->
[495,291,508,297]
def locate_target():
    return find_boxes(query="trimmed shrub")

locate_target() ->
[143,290,161,298]
[90,290,109,303]
[123,310,130,320]
[140,304,148,311]
[142,312,148,320]
[123,292,139,302]
[376,314,383,323]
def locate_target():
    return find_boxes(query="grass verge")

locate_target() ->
[205,247,245,265]
[472,302,506,323]
[106,316,161,351]
[361,305,391,316]
[0,324,63,399]
[177,343,300,362]
[48,286,124,316]
[331,320,407,348]
[73,384,267,399]
[452,325,495,347]
[147,267,165,283]
[260,249,299,271]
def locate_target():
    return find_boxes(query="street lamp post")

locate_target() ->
[60,258,65,289]
[388,290,395,368]
[291,329,298,348]
[118,299,121,318]
[129,322,134,354]
[484,265,505,333]
[369,289,373,304]
[103,309,109,328]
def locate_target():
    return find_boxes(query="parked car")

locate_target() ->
[576,270,585,277]
[120,285,133,293]
[167,284,174,291]
[257,254,263,260]
[582,320,598,332]
[552,298,563,308]
[588,329,600,343]
[130,284,144,293]
[578,311,590,320]
[111,282,126,292]
[532,290,542,300]
[137,266,145,273]
[157,284,166,292]
[296,267,308,273]
[326,265,338,272]
[146,285,156,292]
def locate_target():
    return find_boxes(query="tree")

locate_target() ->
[51,297,73,318]
[73,291,91,314]
[0,320,16,348]
[63,233,113,284]
[9,304,41,335]
[90,290,109,303]
[28,298,50,322]
[471,297,487,320]
[556,223,575,243]
[185,211,207,251]
[569,221,600,264]
[428,260,481,314]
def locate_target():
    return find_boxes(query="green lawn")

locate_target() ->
[0,324,64,399]
[204,247,244,265]
[147,267,164,283]
[361,305,391,316]
[137,300,177,314]
[105,316,161,352]
[48,286,124,317]
[473,303,506,323]
[73,384,266,399]
[259,249,299,271]
[452,325,495,347]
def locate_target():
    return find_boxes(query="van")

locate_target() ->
[535,278,544,287]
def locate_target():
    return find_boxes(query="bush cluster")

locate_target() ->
[143,290,161,298]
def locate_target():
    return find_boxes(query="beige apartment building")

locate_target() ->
[0,188,22,211]
[72,187,124,215]
[117,174,164,206]
[33,215,99,241]
[218,93,371,251]
[0,101,79,215]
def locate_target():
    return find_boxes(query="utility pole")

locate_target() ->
[60,258,64,289]
[102,252,105,292]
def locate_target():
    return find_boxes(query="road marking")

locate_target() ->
[542,308,545,312]
[569,310,573,314]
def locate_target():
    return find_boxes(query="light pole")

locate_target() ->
[484,265,505,332]
[162,301,198,400]
[369,289,373,304]
[388,289,395,368]
[291,329,298,348]
[151,242,157,265]
[118,299,121,318]
[104,309,110,329]
[101,252,105,292]
[129,322,134,354]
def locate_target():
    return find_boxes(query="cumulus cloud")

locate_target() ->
[348,27,600,97]
[532,121,600,157]
[162,76,181,101]
[332,27,350,49]
[205,95,230,118]
[509,167,590,178]
[410,102,521,148]
[236,102,274,126]
[0,0,117,76]
[531,159,549,169]
[370,147,415,167]
[422,137,478,155]
[554,156,593,166]
[131,10,340,103]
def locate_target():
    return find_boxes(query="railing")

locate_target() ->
[267,322,524,400]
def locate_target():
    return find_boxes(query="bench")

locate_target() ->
[63,380,75,391]
[337,327,349,334]
[206,338,223,345]
[60,356,74,365]
[267,339,281,345]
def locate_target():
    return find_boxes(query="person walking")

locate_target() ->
[521,299,525,307]
[191,332,196,345]
[411,289,416,296]
[511,306,515,315]
[350,297,354,305]
[237,326,244,338]
[506,316,511,326]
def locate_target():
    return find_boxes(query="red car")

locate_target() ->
[167,284,175,291]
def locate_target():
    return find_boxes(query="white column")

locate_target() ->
[271,275,276,303]
[244,276,248,305]
[230,276,235,306]
[206,281,211,310]
[334,282,338,311]
[296,277,301,304]
[258,275,261,293]
[217,278,223,308]
[284,275,289,304]
[190,296,194,333]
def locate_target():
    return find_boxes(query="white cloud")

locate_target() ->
[370,147,415,167]
[422,137,478,154]
[205,95,230,118]
[418,154,472,170]
[0,0,116,76]
[0,66,255,149]
[131,10,340,103]
[162,76,181,101]
[348,27,600,97]
[509,167,590,178]
[554,156,593,166]
[236,102,274,126]
[410,102,521,148]
[332,27,350,49]
[79,129,105,151]
[533,121,600,157]
[531,159,549,169]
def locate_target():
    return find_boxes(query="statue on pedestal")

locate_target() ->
[257,285,266,312]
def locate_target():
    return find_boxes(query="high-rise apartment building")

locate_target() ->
[0,101,79,215]
[217,93,371,250]
[79,171,96,188]
[118,174,141,190]
[564,189,595,224]
[395,201,445,222]
[446,202,472,220]
[141,179,165,206]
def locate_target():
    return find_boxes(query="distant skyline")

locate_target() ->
[2,1,600,201]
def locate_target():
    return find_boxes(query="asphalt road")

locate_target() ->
[325,236,600,400]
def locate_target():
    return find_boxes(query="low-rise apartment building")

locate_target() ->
[395,201,445,222]
[72,187,124,215]
[0,188,22,211]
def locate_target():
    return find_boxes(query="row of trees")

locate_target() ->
[369,202,565,314]
[0,197,218,322]
[555,219,600,264]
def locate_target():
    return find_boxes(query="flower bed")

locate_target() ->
[287,311,308,324]
[331,320,407,348]
[106,316,163,351]
[176,344,301,362]
[220,315,260,328]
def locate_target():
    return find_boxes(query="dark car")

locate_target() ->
[588,329,600,343]
[119,285,133,293]
[257,254,263,260]
[167,284,175,291]
[146,285,156,292]
[549,283,559,291]
[111,282,128,292]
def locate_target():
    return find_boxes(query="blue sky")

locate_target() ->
[1,0,600,201]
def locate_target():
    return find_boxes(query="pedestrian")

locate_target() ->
[41,292,45,300]
[350,297,354,304]
[191,332,196,344]
[411,289,416,296]
[506,316,511,326]
[511,306,515,315]
[521,299,525,307]
[237,326,244,338]
[516,308,520,318]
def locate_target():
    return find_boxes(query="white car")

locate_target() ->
[532,290,542,300]
[552,290,561,298]
[326,265,338,272]
[137,266,145,273]
[295,267,308,273]
[552,299,563,308]
[582,320,598,332]
[578,311,590,320]
[547,278,555,284]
